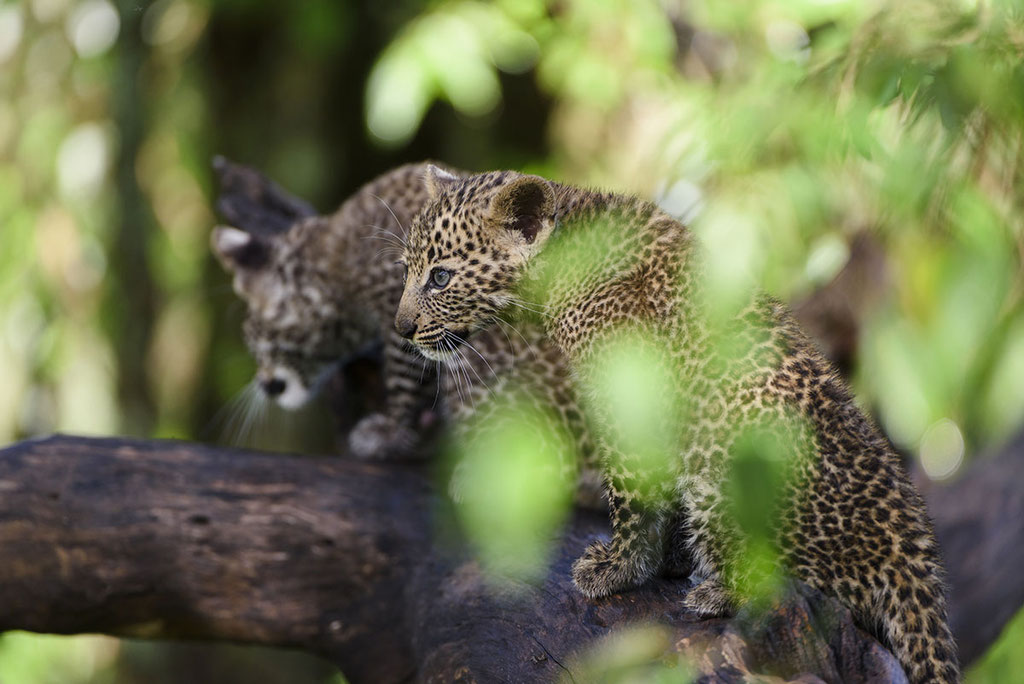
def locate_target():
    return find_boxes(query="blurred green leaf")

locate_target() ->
[451,388,575,583]
[366,2,538,146]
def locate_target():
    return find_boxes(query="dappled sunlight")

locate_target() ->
[0,6,23,64]
[56,121,114,199]
[920,417,965,481]
[66,0,119,58]
[141,0,208,53]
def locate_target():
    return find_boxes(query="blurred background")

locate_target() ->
[1,0,1022,681]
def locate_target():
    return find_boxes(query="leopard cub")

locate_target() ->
[395,166,959,684]
[212,163,439,457]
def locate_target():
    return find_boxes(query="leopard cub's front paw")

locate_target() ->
[572,540,630,598]
[684,578,737,618]
[348,413,417,459]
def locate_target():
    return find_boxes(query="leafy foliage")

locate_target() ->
[1,0,1022,681]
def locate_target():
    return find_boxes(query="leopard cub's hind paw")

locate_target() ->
[684,578,737,618]
[348,413,418,459]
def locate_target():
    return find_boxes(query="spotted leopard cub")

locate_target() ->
[395,166,959,684]
[212,164,601,506]
[212,163,448,457]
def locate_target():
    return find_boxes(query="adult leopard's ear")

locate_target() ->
[489,174,555,244]
[423,164,459,199]
[211,225,271,272]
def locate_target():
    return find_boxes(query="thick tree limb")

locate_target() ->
[0,434,910,683]
[0,435,424,683]
[1,433,1021,682]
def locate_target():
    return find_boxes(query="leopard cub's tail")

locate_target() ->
[876,554,960,683]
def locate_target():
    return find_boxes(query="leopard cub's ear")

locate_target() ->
[489,174,555,244]
[423,164,459,199]
[211,225,271,272]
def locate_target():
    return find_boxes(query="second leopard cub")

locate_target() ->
[213,164,602,506]
[212,163,439,456]
[395,166,959,683]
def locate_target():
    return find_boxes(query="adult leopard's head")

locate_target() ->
[395,166,557,361]
[212,218,349,409]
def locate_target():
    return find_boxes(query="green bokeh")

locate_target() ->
[1,0,1023,680]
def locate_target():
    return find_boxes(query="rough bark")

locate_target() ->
[0,434,912,683]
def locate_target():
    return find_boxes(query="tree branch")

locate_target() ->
[917,428,1024,664]
[3,430,1020,681]
[0,434,912,683]
[0,435,426,683]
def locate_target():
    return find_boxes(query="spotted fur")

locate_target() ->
[396,167,960,684]
[212,164,603,506]
[212,163,440,456]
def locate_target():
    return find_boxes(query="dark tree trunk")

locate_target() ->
[0,434,917,683]
[2,430,1021,681]
[915,428,1024,665]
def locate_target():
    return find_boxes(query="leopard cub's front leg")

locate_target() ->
[348,332,437,459]
[684,577,736,617]
[348,412,421,459]
[571,482,667,598]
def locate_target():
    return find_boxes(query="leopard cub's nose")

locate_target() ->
[261,377,286,397]
[395,316,418,340]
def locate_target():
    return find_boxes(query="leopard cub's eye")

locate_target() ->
[431,267,451,289]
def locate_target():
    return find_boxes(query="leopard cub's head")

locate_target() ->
[212,218,345,409]
[396,166,556,361]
